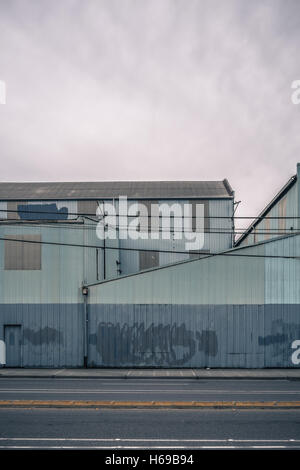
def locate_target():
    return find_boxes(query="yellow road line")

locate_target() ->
[0,400,300,408]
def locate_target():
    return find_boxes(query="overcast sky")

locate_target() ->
[0,0,300,227]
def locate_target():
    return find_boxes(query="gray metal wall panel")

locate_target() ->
[0,304,83,367]
[261,304,300,367]
[238,182,298,247]
[89,244,265,305]
[0,303,299,368]
[139,250,159,270]
[87,303,300,368]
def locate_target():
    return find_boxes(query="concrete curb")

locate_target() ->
[0,374,300,380]
[0,369,300,380]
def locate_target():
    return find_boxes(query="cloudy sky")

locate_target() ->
[0,0,300,227]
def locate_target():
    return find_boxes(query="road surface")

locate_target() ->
[0,378,299,449]
[0,377,299,401]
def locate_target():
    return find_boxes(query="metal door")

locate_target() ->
[4,325,22,367]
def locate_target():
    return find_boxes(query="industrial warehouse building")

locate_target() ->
[0,168,299,368]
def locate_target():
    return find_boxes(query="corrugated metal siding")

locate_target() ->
[0,304,83,367]
[0,224,89,303]
[3,200,78,220]
[87,303,297,368]
[0,202,7,220]
[0,197,233,288]
[116,198,234,276]
[262,304,300,367]
[238,182,298,247]
[88,243,265,305]
[83,234,300,368]
[0,302,298,368]
[265,234,300,304]
[0,220,299,368]
[0,302,297,368]
[207,199,233,252]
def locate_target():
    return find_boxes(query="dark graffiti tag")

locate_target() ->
[18,203,68,220]
[90,322,218,366]
[196,330,218,356]
[258,320,300,365]
[23,327,63,346]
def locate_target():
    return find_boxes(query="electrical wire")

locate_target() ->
[1,235,299,260]
[0,219,298,236]
[0,207,299,220]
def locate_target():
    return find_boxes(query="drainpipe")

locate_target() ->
[82,286,89,368]
[297,163,300,231]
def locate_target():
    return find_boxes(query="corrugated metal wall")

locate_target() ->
[87,304,299,368]
[88,244,266,305]
[85,234,300,368]
[0,302,298,368]
[0,199,299,368]
[238,179,298,247]
[0,197,234,284]
[0,304,83,367]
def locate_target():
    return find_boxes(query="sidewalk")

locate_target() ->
[0,368,300,379]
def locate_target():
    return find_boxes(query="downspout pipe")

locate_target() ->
[82,286,89,368]
[297,163,300,231]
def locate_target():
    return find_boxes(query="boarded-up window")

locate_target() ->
[5,235,41,270]
[7,201,22,220]
[139,250,159,270]
[278,197,287,233]
[78,200,98,218]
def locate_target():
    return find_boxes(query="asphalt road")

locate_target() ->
[0,378,299,449]
[0,408,299,449]
[0,377,299,401]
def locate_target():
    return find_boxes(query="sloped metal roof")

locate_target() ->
[0,179,233,200]
[235,174,297,246]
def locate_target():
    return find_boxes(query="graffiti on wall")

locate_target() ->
[23,327,63,346]
[18,203,68,220]
[258,320,300,365]
[89,322,218,366]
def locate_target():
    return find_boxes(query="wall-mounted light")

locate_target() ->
[82,286,89,296]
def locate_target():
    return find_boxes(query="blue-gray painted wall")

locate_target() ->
[0,304,83,367]
[0,303,299,368]
[87,304,300,368]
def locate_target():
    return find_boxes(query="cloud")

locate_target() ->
[0,0,300,225]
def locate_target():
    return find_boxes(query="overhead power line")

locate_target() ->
[0,219,298,236]
[0,236,299,260]
[0,207,299,220]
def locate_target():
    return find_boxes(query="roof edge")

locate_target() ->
[235,174,297,246]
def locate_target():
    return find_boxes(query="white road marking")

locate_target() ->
[0,438,299,442]
[0,445,296,449]
[0,438,298,449]
[0,388,299,394]
[0,378,293,384]
[0,446,192,449]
